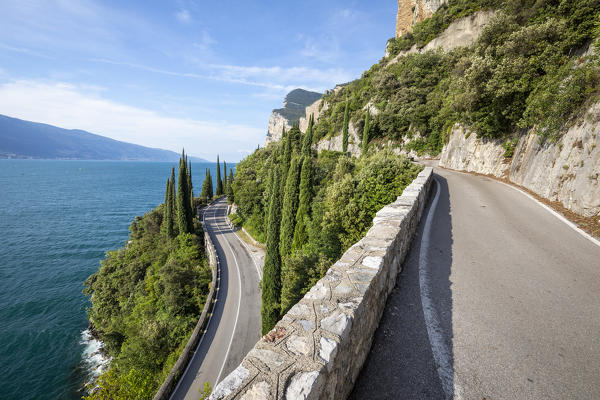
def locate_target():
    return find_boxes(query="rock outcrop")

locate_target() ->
[389,10,496,63]
[265,89,322,145]
[396,0,448,37]
[439,102,600,218]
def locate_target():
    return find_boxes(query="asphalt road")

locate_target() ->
[351,164,600,399]
[170,198,261,400]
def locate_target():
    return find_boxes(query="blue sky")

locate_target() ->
[0,0,397,161]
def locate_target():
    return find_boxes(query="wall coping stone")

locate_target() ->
[210,167,433,400]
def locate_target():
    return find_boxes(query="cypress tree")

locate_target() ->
[342,100,349,153]
[162,177,174,238]
[302,114,313,157]
[207,169,213,200]
[188,161,194,213]
[362,110,370,156]
[223,161,228,193]
[280,129,292,200]
[227,168,234,204]
[176,150,193,234]
[291,156,312,252]
[216,155,223,196]
[169,167,176,234]
[279,156,301,260]
[262,168,282,334]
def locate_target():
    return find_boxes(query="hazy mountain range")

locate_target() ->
[0,114,207,162]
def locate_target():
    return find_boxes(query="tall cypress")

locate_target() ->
[227,168,234,204]
[262,168,282,334]
[342,100,349,153]
[188,161,194,211]
[162,177,174,238]
[279,156,301,260]
[169,167,176,234]
[362,110,370,156]
[216,155,223,196]
[291,156,312,252]
[302,114,313,157]
[280,129,293,199]
[223,161,228,194]
[207,169,213,200]
[176,150,193,234]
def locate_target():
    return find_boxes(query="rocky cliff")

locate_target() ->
[265,89,322,145]
[439,102,600,218]
[396,0,448,37]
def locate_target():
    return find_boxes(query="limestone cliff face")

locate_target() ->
[439,103,600,217]
[388,10,496,63]
[265,89,322,146]
[396,0,448,37]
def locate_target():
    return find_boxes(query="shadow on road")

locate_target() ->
[350,175,455,399]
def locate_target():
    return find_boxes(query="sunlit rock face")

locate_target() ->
[265,89,322,146]
[396,0,449,37]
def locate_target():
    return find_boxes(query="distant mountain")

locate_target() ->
[0,114,208,162]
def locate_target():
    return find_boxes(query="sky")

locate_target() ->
[0,0,397,161]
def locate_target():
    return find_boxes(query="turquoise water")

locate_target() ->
[0,160,222,400]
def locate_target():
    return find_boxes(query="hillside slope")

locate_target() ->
[0,114,207,161]
[268,0,600,219]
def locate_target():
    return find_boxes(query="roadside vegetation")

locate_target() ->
[312,0,600,155]
[233,120,422,333]
[83,151,228,399]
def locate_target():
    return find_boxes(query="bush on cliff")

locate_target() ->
[316,0,600,154]
[233,136,422,330]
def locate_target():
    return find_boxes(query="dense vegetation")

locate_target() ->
[312,0,600,156]
[233,121,422,334]
[83,151,211,399]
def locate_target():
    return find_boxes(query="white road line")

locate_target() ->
[438,166,600,249]
[495,180,600,248]
[212,200,243,386]
[229,223,262,280]
[418,178,462,400]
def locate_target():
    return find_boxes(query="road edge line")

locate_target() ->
[418,178,462,400]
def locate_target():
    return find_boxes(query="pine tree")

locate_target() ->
[302,114,313,157]
[226,168,234,204]
[342,100,349,153]
[262,168,282,334]
[291,156,312,252]
[216,155,223,196]
[362,110,370,156]
[279,156,301,261]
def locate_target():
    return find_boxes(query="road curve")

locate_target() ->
[352,164,600,400]
[170,198,261,400]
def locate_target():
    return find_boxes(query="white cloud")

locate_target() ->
[91,58,353,93]
[175,9,191,23]
[0,80,264,161]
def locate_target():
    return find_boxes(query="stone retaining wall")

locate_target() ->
[209,167,433,400]
[153,206,219,400]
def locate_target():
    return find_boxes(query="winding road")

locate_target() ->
[170,198,261,400]
[352,163,600,399]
